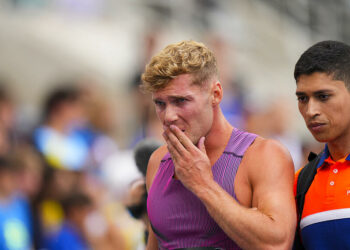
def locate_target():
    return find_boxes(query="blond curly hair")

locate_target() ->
[141,40,218,92]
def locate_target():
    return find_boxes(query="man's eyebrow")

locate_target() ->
[296,89,334,96]
[313,89,334,94]
[169,95,192,99]
[152,97,163,102]
[152,94,193,102]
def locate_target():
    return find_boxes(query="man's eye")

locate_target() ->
[174,98,186,105]
[155,101,165,107]
[297,96,308,103]
[318,94,329,101]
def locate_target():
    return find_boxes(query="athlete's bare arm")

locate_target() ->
[145,145,167,250]
[146,226,158,250]
[164,125,296,250]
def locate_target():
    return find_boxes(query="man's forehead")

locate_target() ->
[152,83,202,98]
[297,73,344,89]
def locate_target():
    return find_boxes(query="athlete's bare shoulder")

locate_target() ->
[242,136,294,191]
[247,136,290,154]
[146,144,168,191]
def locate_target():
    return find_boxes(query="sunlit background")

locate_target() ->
[0,0,348,249]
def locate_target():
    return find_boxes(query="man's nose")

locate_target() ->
[164,106,178,125]
[305,99,320,118]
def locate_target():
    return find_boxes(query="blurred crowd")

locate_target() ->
[0,1,327,249]
[0,80,152,250]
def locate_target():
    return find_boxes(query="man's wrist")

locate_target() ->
[193,179,219,202]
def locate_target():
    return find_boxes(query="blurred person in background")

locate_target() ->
[43,191,126,250]
[33,84,90,171]
[0,156,33,250]
[33,164,85,245]
[42,192,92,250]
[13,143,44,203]
[125,138,162,246]
[31,84,91,244]
[11,143,45,249]
[142,40,296,249]
[293,41,350,249]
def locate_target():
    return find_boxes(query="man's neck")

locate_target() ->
[327,136,350,161]
[204,109,233,164]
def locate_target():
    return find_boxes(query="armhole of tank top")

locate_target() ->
[232,133,258,202]
[148,152,170,193]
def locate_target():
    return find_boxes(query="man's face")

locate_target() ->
[296,72,350,144]
[55,99,85,129]
[152,74,214,144]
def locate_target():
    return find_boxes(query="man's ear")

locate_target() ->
[211,81,223,106]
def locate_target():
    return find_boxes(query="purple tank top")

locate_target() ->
[147,128,257,250]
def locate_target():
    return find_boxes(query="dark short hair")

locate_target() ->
[294,40,350,89]
[0,155,22,173]
[134,138,162,176]
[0,157,12,172]
[43,86,81,120]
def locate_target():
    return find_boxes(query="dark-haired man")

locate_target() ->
[294,40,350,249]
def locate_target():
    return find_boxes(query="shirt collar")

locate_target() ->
[317,144,350,169]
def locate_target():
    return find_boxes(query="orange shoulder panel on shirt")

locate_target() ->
[302,160,350,219]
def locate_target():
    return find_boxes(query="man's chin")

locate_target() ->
[311,133,329,143]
